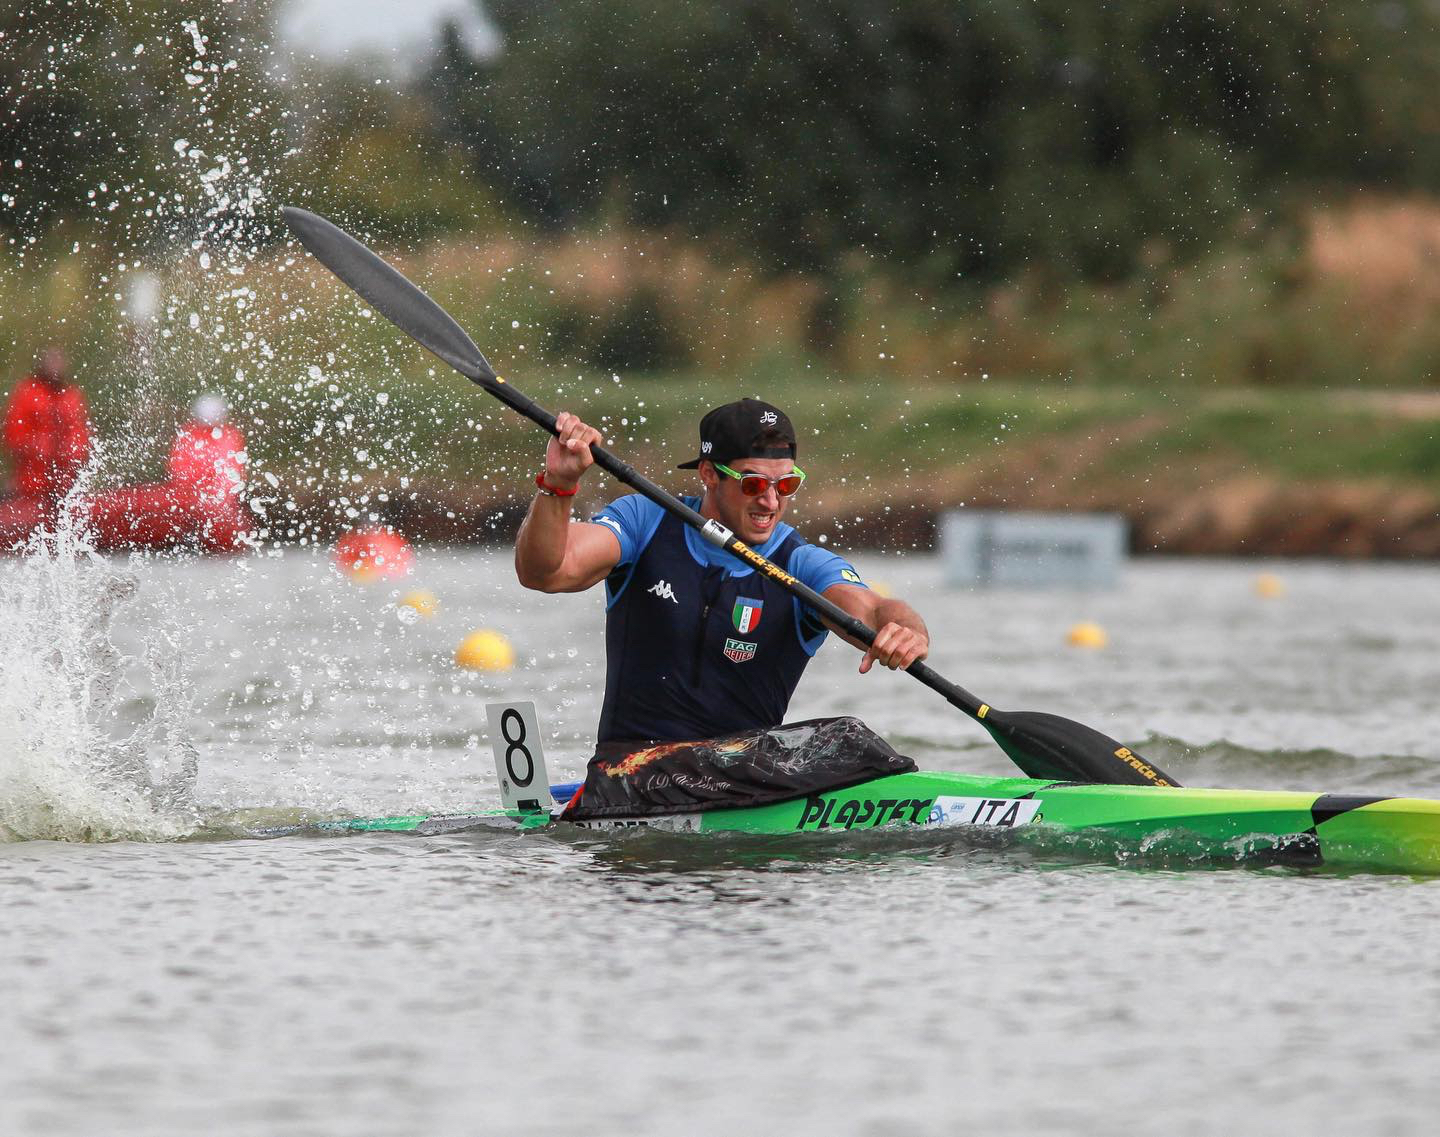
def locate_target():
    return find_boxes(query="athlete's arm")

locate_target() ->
[514,412,622,593]
[822,584,930,674]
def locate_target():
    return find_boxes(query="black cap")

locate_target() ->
[677,398,798,470]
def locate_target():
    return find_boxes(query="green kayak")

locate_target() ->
[234,702,1440,873]
[264,769,1440,875]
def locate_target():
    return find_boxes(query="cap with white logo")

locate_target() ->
[677,398,797,470]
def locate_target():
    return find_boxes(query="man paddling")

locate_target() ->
[284,205,1179,791]
[515,397,929,746]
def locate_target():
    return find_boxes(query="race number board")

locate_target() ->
[485,701,550,812]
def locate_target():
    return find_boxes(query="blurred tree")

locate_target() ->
[279,62,502,240]
[426,0,1440,282]
[0,0,284,243]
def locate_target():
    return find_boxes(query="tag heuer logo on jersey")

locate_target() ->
[723,637,757,663]
[732,597,763,634]
[648,579,678,603]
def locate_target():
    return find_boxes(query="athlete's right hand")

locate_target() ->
[544,412,603,491]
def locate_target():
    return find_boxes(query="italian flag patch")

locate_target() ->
[732,598,763,634]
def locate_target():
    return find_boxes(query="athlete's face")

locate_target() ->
[700,457,796,544]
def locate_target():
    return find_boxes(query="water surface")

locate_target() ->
[2,548,1437,1135]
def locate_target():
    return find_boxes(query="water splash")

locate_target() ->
[0,492,199,842]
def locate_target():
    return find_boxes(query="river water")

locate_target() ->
[2,540,1437,1136]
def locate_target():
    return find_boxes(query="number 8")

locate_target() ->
[500,708,534,788]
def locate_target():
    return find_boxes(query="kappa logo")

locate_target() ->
[595,516,622,535]
[759,411,778,425]
[723,637,757,663]
[648,580,679,603]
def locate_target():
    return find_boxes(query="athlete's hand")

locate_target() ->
[544,412,603,491]
[859,622,929,674]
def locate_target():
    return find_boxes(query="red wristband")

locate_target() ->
[535,472,579,497]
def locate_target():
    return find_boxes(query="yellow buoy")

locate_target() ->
[455,629,516,671]
[1066,621,1108,649]
[397,590,439,621]
[1254,573,1286,599]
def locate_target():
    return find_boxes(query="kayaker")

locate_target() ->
[515,397,930,746]
[2,347,92,505]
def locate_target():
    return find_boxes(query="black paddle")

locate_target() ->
[281,205,1179,788]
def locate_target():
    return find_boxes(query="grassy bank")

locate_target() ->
[233,369,1440,556]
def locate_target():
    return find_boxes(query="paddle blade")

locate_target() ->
[281,206,496,384]
[979,709,1178,787]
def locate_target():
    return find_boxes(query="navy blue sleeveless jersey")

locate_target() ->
[591,495,866,743]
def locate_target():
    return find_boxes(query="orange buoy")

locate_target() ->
[397,589,439,622]
[1254,573,1286,599]
[1066,621,1108,649]
[334,527,415,582]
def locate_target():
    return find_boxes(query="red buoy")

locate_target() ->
[334,527,415,581]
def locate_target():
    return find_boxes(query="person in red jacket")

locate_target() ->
[0,348,92,546]
[82,393,252,554]
[167,394,250,551]
[168,394,247,509]
[2,347,92,501]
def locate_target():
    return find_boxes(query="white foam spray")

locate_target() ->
[0,485,199,842]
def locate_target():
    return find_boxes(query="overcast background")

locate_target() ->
[279,0,499,67]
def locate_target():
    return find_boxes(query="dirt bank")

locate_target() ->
[271,473,1440,558]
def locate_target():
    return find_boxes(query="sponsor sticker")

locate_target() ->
[840,567,863,584]
[732,597,763,633]
[569,815,701,832]
[796,796,935,830]
[1113,746,1171,786]
[736,544,796,585]
[927,796,1041,829]
[723,637,757,663]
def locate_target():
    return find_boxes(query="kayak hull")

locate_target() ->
[273,771,1440,875]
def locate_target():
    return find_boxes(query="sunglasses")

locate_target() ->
[714,462,807,497]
